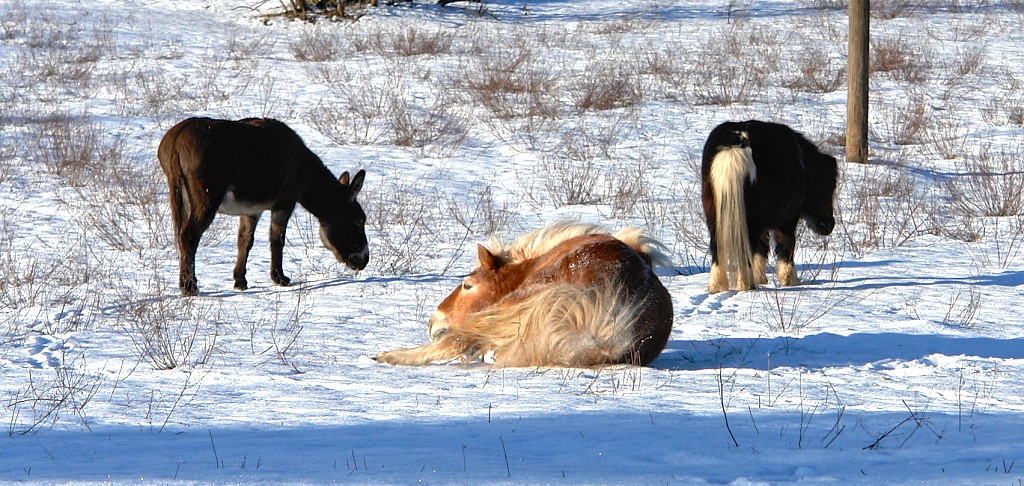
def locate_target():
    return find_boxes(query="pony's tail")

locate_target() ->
[708,146,756,291]
[458,283,641,367]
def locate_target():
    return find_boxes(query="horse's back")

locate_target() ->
[535,234,673,365]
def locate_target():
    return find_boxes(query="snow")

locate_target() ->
[2,0,1024,483]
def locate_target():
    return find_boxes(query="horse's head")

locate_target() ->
[428,244,508,341]
[320,169,369,271]
[803,153,839,236]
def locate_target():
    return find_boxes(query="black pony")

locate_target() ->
[159,117,368,296]
[701,120,838,293]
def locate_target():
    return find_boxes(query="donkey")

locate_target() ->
[701,120,838,293]
[158,117,368,296]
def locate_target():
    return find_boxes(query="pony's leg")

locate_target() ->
[773,224,799,286]
[752,231,770,286]
[707,235,729,293]
[705,213,732,294]
[703,183,729,294]
[708,261,729,294]
[233,215,259,291]
[375,333,474,366]
[268,206,295,286]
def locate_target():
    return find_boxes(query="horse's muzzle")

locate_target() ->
[428,312,448,341]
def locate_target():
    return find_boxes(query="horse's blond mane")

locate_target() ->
[483,221,673,269]
[458,281,642,367]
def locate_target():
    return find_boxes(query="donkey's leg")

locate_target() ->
[752,231,770,286]
[178,212,216,297]
[268,206,295,286]
[774,223,800,286]
[233,214,259,291]
[375,333,474,366]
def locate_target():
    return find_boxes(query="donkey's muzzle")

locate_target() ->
[344,250,369,271]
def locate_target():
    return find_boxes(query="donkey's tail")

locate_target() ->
[157,123,194,233]
[456,282,642,367]
[708,146,756,291]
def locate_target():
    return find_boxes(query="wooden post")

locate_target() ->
[846,0,870,163]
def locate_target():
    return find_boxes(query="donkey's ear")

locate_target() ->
[347,169,365,200]
[477,244,501,271]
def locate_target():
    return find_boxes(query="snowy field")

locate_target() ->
[2,0,1024,483]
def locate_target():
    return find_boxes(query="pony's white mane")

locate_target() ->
[483,221,673,269]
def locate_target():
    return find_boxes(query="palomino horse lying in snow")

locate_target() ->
[376,222,674,367]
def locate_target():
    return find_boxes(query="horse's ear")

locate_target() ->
[338,171,350,186]
[477,244,501,271]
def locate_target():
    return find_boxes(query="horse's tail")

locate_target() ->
[709,146,756,290]
[457,282,642,367]
[612,227,673,270]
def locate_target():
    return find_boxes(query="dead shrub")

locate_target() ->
[309,74,398,146]
[387,27,454,57]
[573,61,645,111]
[872,0,918,19]
[389,95,469,157]
[945,144,1024,217]
[118,295,220,370]
[870,98,928,146]
[364,180,448,275]
[871,34,931,83]
[688,27,779,105]
[839,161,937,251]
[291,27,344,62]
[924,110,969,160]
[465,42,560,120]
[785,47,846,93]
[31,113,104,187]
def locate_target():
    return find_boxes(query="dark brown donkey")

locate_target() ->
[158,117,369,296]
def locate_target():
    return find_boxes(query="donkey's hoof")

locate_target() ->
[271,274,291,286]
[180,281,199,297]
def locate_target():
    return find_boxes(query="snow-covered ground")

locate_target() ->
[1,0,1023,483]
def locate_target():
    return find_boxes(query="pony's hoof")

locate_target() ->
[707,281,728,294]
[234,279,248,291]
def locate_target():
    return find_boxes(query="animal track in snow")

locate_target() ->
[20,334,66,369]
